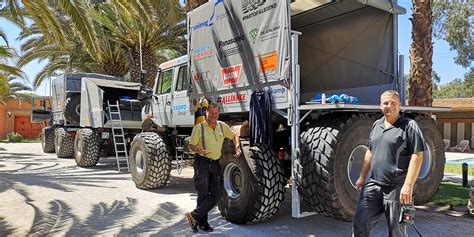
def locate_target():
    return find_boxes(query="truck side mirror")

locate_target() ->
[138,84,153,100]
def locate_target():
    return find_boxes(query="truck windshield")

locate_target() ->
[156,69,173,94]
[175,65,188,91]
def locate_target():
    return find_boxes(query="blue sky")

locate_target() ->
[1,0,469,96]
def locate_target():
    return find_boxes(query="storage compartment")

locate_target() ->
[292,1,396,104]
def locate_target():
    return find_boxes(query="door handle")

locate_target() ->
[166,101,171,106]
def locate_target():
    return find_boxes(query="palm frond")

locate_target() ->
[0,64,25,78]
[57,0,99,58]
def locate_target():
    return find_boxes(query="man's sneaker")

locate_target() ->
[198,224,214,232]
[186,212,198,232]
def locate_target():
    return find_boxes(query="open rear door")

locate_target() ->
[31,96,52,123]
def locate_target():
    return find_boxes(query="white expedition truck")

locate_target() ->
[129,0,447,224]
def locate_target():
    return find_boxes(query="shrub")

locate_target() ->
[7,132,23,142]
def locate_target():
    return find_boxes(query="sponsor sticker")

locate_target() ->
[221,65,242,85]
[193,20,209,31]
[221,94,247,104]
[260,23,280,41]
[249,28,259,44]
[256,51,277,72]
[192,45,214,60]
[242,1,277,21]
[193,71,210,81]
[242,0,266,14]
[173,104,187,111]
[218,35,245,48]
[223,45,243,57]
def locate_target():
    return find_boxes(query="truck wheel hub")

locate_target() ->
[347,145,369,188]
[135,150,145,173]
[224,163,242,199]
[77,139,83,157]
[419,143,432,179]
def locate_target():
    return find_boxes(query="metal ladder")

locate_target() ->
[174,135,188,175]
[107,100,130,173]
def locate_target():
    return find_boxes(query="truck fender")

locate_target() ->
[141,116,165,133]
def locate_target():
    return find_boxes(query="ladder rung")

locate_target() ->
[115,142,125,145]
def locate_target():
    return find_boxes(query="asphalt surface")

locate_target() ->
[1,143,473,236]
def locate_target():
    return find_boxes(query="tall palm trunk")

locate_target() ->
[100,60,128,78]
[130,46,158,87]
[409,0,433,106]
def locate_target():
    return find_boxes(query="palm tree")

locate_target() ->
[408,0,433,106]
[12,0,185,87]
[0,74,32,104]
[90,1,186,86]
[0,33,25,78]
[0,36,31,104]
[186,0,207,11]
[11,0,128,87]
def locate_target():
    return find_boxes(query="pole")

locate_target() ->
[139,31,145,85]
[463,163,469,187]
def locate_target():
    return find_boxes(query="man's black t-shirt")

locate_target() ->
[369,116,426,185]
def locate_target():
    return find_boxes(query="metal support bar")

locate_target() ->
[274,109,288,119]
[299,109,314,124]
[289,30,316,219]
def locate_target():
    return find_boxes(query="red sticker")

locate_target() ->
[221,64,242,85]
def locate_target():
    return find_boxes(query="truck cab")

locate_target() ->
[149,55,194,127]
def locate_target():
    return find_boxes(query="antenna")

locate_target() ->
[139,31,143,73]
[139,31,147,85]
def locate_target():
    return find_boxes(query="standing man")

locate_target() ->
[186,103,241,232]
[353,90,426,237]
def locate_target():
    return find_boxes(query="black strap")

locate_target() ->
[201,122,206,151]
[200,121,224,152]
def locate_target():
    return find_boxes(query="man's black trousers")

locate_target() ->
[353,180,407,237]
[192,155,222,225]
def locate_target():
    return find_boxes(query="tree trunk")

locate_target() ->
[100,58,128,78]
[409,0,433,106]
[130,45,158,87]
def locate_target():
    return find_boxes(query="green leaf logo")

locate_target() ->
[249,28,259,44]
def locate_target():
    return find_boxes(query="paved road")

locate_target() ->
[1,143,473,236]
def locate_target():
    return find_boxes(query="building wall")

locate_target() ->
[0,100,43,139]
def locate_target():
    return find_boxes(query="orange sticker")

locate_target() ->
[256,51,277,72]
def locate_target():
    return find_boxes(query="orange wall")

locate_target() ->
[0,100,43,139]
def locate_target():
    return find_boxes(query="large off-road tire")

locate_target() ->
[74,129,100,167]
[297,114,373,221]
[55,128,74,158]
[41,127,55,153]
[64,94,81,126]
[413,116,445,204]
[218,140,285,224]
[129,132,171,189]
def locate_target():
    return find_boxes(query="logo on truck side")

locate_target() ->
[260,23,280,41]
[256,51,277,73]
[242,1,277,21]
[220,94,247,104]
[218,35,245,48]
[249,28,259,44]
[192,45,214,60]
[242,0,266,14]
[221,65,242,85]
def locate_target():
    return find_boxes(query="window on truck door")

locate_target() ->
[175,65,188,91]
[156,69,173,94]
